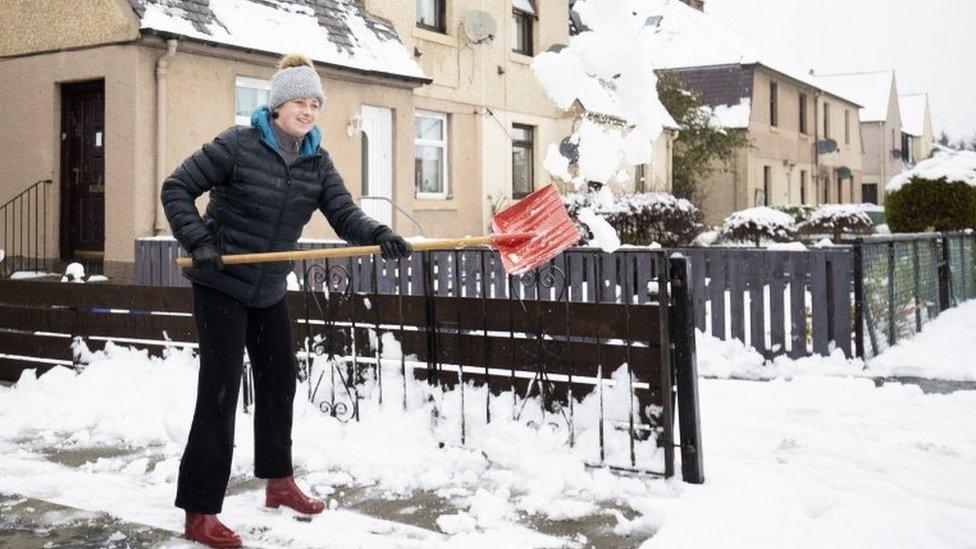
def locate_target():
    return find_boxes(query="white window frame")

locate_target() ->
[234,76,271,126]
[414,110,449,199]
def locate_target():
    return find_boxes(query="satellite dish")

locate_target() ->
[462,10,497,44]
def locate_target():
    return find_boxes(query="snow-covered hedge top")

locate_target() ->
[719,206,796,245]
[803,204,874,226]
[887,149,976,192]
[723,207,795,231]
[562,190,697,215]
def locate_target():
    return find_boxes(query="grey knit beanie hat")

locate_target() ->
[269,54,325,111]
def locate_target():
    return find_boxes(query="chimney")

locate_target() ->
[680,0,704,10]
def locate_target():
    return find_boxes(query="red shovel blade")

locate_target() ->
[491,185,580,274]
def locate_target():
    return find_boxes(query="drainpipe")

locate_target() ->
[878,121,885,204]
[813,90,821,205]
[154,39,178,235]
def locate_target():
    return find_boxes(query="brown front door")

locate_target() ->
[59,80,105,261]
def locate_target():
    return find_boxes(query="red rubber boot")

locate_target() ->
[184,512,242,548]
[265,476,325,514]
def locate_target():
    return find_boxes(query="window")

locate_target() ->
[512,1,536,56]
[799,93,808,134]
[800,170,807,204]
[235,76,270,126]
[417,0,446,32]
[415,111,448,198]
[844,110,851,144]
[769,82,778,127]
[763,166,772,206]
[837,177,843,204]
[824,174,830,203]
[862,183,878,204]
[823,102,831,139]
[512,124,535,198]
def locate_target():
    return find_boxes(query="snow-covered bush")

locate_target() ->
[798,204,876,242]
[885,149,976,232]
[718,206,796,246]
[563,191,702,246]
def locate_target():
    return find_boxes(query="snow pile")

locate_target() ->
[61,262,86,283]
[868,299,976,381]
[886,149,976,192]
[0,248,4,264]
[533,0,675,188]
[719,206,797,245]
[137,0,424,80]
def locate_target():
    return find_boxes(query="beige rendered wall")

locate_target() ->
[0,44,155,273]
[0,0,138,57]
[859,80,903,205]
[699,149,746,227]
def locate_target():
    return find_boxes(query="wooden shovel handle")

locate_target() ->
[175,235,495,267]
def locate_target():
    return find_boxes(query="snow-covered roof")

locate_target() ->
[640,0,860,127]
[887,149,976,192]
[899,94,930,137]
[812,71,894,123]
[128,0,427,81]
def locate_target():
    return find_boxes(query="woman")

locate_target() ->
[161,53,412,547]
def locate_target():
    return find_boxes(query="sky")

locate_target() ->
[705,0,976,142]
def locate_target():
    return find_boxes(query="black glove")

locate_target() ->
[375,231,413,261]
[191,242,224,271]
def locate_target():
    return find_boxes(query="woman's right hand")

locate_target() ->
[191,243,224,271]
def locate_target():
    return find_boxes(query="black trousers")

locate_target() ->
[175,283,297,514]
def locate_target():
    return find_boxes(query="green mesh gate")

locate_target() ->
[856,232,976,359]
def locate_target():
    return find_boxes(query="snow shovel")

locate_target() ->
[175,184,579,274]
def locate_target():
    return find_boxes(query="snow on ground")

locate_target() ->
[866,299,976,381]
[1,301,975,546]
[699,297,976,383]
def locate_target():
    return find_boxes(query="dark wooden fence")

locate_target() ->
[134,238,854,359]
[0,256,704,482]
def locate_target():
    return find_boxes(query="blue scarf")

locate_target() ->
[249,105,321,158]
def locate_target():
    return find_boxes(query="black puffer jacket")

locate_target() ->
[161,123,388,308]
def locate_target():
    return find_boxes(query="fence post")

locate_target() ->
[668,256,704,484]
[912,239,922,333]
[941,234,953,310]
[887,241,896,348]
[852,239,865,359]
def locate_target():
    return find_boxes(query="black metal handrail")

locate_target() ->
[0,179,52,277]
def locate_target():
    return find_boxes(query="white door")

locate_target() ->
[359,105,393,227]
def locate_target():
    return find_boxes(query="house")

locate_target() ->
[899,93,934,165]
[2,0,605,282]
[812,70,902,205]
[643,0,865,224]
[0,0,433,281]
